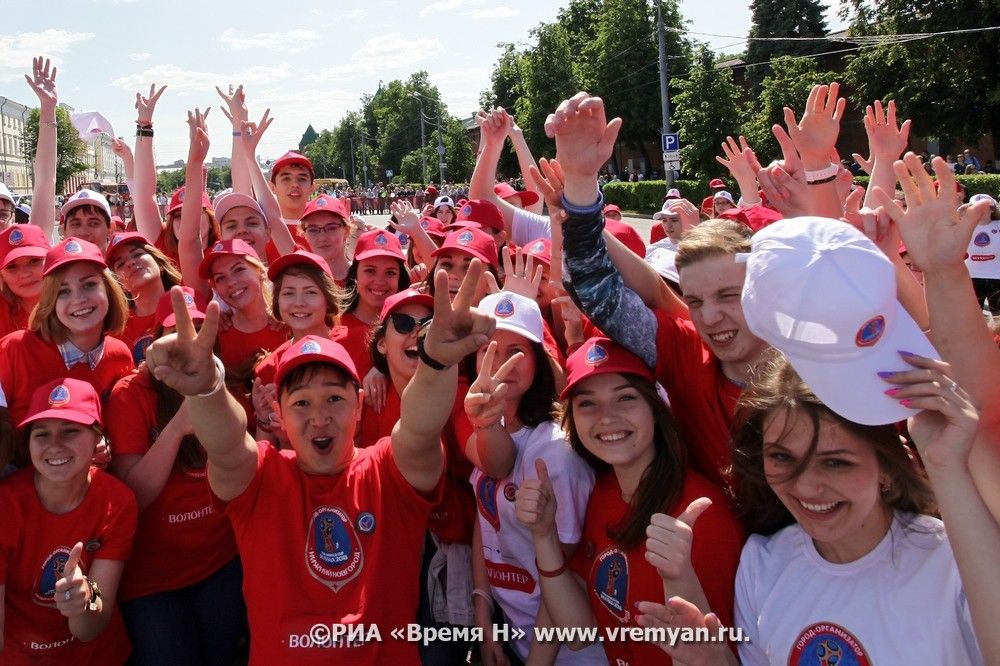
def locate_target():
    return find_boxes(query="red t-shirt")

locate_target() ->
[106,371,238,600]
[653,310,743,488]
[0,330,134,429]
[335,311,375,383]
[216,439,441,665]
[0,467,137,665]
[218,323,289,425]
[571,471,744,666]
[253,339,293,387]
[0,298,29,339]
[118,312,157,365]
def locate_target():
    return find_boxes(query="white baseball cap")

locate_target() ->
[969,193,998,208]
[664,188,681,200]
[433,195,455,209]
[713,190,735,205]
[214,192,265,222]
[61,189,111,223]
[479,291,543,343]
[741,216,939,425]
[0,183,14,207]
[652,200,682,221]
[644,245,679,283]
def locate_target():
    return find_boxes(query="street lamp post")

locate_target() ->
[436,112,445,185]
[411,93,427,185]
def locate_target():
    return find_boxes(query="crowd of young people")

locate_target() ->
[1,55,998,666]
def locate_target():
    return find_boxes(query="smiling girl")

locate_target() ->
[0,224,49,338]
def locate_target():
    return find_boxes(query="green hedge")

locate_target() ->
[603,174,1000,213]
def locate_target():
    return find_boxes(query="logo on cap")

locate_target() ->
[300,339,322,355]
[315,197,327,207]
[420,219,429,229]
[855,315,885,348]
[177,190,185,202]
[64,240,83,255]
[375,233,388,246]
[529,241,545,254]
[586,343,609,366]
[974,232,990,248]
[9,228,23,245]
[183,292,195,307]
[78,191,90,199]
[49,384,71,407]
[461,204,473,217]
[457,230,474,245]
[212,241,225,252]
[111,234,124,246]
[494,297,515,319]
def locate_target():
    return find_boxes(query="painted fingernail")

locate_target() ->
[884,388,901,396]
[898,350,916,357]
[877,371,896,379]
[900,399,913,407]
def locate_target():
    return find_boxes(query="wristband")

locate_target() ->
[136,128,154,138]
[535,558,570,578]
[416,336,449,371]
[471,588,494,612]
[804,163,839,183]
[806,175,837,185]
[195,356,227,397]
[232,131,243,137]
[135,121,153,129]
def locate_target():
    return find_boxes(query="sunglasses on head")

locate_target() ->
[388,312,432,334]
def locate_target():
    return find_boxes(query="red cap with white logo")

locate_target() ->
[20,378,103,429]
[562,337,654,399]
[43,237,107,276]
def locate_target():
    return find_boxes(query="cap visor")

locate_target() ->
[494,320,542,344]
[19,408,97,430]
[1,246,47,269]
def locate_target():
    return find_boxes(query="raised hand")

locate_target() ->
[666,198,700,233]
[645,498,711,580]
[239,109,272,154]
[756,163,809,218]
[423,259,496,368]
[145,287,222,396]
[251,377,278,428]
[547,93,622,183]
[53,542,89,618]
[715,135,758,186]
[111,137,135,175]
[390,199,420,232]
[186,108,211,164]
[871,154,991,273]
[480,107,512,147]
[635,596,735,665]
[515,458,558,539]
[527,157,566,215]
[216,84,248,128]
[135,83,167,126]
[841,186,899,258]
[465,340,524,430]
[880,353,979,472]
[782,82,846,168]
[851,151,874,176]
[25,56,58,108]
[497,248,542,299]
[864,99,911,163]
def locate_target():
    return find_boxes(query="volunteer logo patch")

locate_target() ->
[593,548,629,621]
[854,315,885,347]
[788,622,871,666]
[305,506,363,592]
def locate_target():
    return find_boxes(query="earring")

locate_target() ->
[879,478,892,494]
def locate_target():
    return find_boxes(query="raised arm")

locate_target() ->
[469,108,519,234]
[391,199,438,266]
[132,84,167,242]
[178,109,212,299]
[25,57,57,239]
[393,260,496,493]
[240,112,295,255]
[463,340,520,478]
[508,121,545,214]
[145,287,258,501]
[860,99,910,209]
[53,543,126,642]
[715,136,761,206]
[217,85,251,195]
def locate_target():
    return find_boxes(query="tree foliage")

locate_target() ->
[673,45,742,179]
[745,0,829,90]
[298,124,319,152]
[22,106,88,194]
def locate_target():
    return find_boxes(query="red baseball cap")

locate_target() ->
[494,182,539,207]
[43,237,107,276]
[270,151,315,182]
[433,228,499,270]
[604,218,646,258]
[380,288,434,321]
[425,186,439,198]
[603,204,622,216]
[353,230,405,263]
[167,186,213,216]
[456,199,504,233]
[198,239,260,279]
[274,335,360,388]
[709,178,726,189]
[267,250,332,281]
[20,378,103,429]
[0,224,49,270]
[111,216,126,232]
[561,336,655,399]
[105,231,149,264]
[522,237,552,267]
[155,286,207,328]
[418,216,447,241]
[301,195,351,223]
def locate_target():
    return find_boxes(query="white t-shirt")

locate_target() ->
[511,207,552,247]
[966,218,1000,279]
[470,420,603,663]
[735,512,982,665]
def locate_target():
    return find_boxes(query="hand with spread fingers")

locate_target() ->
[25,56,58,108]
[494,248,542,300]
[464,340,524,431]
[145,287,222,396]
[782,82,846,168]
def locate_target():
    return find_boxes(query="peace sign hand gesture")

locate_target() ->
[465,340,524,430]
[145,287,223,396]
[423,259,496,368]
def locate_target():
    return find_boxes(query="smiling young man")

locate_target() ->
[269,151,315,223]
[60,190,114,252]
[144,262,495,665]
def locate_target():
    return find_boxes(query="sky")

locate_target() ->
[0,0,843,165]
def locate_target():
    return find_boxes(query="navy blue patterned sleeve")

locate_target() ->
[561,194,657,368]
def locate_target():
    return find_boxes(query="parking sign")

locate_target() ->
[661,133,680,152]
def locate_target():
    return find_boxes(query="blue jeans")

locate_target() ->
[121,557,247,666]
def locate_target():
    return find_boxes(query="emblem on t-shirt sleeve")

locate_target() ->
[788,622,872,666]
[476,476,501,531]
[593,547,630,621]
[305,506,363,592]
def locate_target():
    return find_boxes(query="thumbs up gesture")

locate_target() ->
[515,459,558,539]
[53,542,89,618]
[645,497,712,580]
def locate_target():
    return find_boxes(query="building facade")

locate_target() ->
[0,97,32,197]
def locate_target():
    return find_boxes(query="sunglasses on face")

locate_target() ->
[388,312,432,334]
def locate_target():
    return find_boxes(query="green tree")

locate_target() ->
[22,106,88,194]
[156,169,185,193]
[745,0,829,90]
[206,166,231,191]
[673,45,742,179]
[298,124,319,152]
[742,55,837,161]
[481,43,524,177]
[843,0,1000,146]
